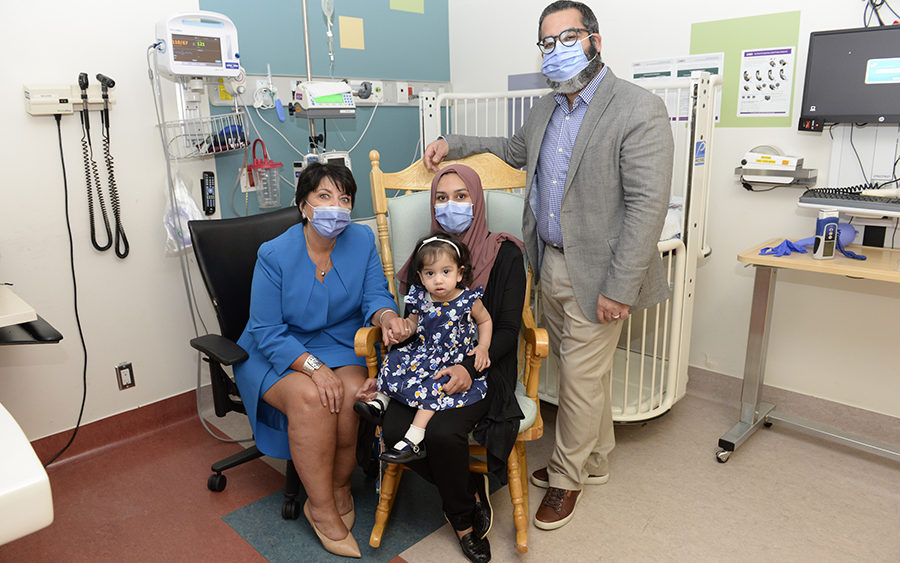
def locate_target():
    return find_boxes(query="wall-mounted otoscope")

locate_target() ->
[95,73,129,258]
[77,72,112,252]
[78,73,93,134]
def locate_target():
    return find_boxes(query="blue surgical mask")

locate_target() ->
[306,205,351,239]
[434,201,474,234]
[542,36,593,82]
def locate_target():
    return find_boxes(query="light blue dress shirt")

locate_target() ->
[535,65,608,248]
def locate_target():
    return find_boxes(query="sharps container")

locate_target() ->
[248,139,283,208]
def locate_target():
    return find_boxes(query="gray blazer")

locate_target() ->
[446,68,674,322]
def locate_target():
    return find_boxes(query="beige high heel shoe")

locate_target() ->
[303,501,361,558]
[339,498,355,530]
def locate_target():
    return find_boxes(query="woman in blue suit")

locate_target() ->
[234,163,405,558]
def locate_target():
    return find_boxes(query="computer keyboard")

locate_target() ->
[798,187,900,217]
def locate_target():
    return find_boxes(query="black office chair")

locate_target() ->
[188,206,304,520]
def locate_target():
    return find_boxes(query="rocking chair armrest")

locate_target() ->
[522,326,548,402]
[354,326,382,359]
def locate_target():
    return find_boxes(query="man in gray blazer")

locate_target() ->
[425,1,673,530]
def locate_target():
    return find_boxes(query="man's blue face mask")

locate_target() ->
[541,36,594,82]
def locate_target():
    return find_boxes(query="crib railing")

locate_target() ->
[419,73,718,421]
[535,238,685,421]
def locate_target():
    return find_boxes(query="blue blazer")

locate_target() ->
[234,222,395,459]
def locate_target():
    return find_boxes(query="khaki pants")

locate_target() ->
[541,246,623,491]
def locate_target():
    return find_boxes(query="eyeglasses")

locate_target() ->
[536,27,591,54]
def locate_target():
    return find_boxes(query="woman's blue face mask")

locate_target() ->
[306,205,351,238]
[434,201,474,234]
[541,36,592,82]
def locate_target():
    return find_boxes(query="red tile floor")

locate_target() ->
[1,406,284,561]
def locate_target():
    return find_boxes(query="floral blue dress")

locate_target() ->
[378,284,488,410]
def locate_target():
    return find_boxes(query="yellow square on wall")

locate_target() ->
[390,0,425,13]
[339,16,365,50]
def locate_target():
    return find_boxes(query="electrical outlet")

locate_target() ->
[370,81,384,104]
[239,166,255,193]
[396,81,409,104]
[116,362,135,390]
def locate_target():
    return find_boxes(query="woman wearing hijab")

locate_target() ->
[359,164,526,563]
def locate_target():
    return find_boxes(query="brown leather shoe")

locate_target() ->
[530,466,609,489]
[534,487,580,530]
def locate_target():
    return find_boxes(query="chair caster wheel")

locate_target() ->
[282,499,300,520]
[763,420,773,428]
[716,449,731,463]
[208,473,227,492]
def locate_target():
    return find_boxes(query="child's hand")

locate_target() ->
[469,345,491,371]
[382,316,414,347]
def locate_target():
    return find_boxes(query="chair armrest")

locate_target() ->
[524,326,548,396]
[524,327,549,359]
[354,326,382,358]
[190,334,249,366]
[521,306,549,359]
[355,326,382,380]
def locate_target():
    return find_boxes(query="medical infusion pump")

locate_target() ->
[155,12,240,78]
[294,151,352,180]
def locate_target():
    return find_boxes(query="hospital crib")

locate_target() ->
[418,73,720,422]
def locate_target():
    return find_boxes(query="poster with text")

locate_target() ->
[737,47,795,117]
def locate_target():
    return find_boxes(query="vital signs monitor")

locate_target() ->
[155,12,240,78]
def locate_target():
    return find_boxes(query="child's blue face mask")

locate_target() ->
[542,36,593,82]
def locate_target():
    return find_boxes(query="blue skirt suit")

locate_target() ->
[233,222,396,459]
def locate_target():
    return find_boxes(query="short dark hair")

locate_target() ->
[538,1,599,37]
[411,231,473,289]
[295,162,357,223]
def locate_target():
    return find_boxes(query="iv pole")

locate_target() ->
[301,1,319,155]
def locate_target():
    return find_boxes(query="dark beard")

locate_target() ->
[546,44,603,95]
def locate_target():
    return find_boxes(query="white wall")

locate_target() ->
[0,0,215,440]
[449,1,900,417]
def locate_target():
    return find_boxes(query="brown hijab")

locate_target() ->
[397,164,524,294]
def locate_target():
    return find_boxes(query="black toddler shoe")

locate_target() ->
[458,531,491,563]
[353,399,385,426]
[379,438,427,463]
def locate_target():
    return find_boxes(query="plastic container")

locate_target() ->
[247,139,283,208]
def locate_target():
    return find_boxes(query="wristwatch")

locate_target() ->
[302,354,324,375]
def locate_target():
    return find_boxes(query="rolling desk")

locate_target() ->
[716,239,900,463]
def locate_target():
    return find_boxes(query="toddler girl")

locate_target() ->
[355,232,492,463]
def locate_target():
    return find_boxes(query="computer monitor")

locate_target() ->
[798,25,900,130]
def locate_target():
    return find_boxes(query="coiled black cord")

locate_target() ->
[100,108,129,258]
[80,110,112,251]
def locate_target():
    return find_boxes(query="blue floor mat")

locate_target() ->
[223,466,447,562]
